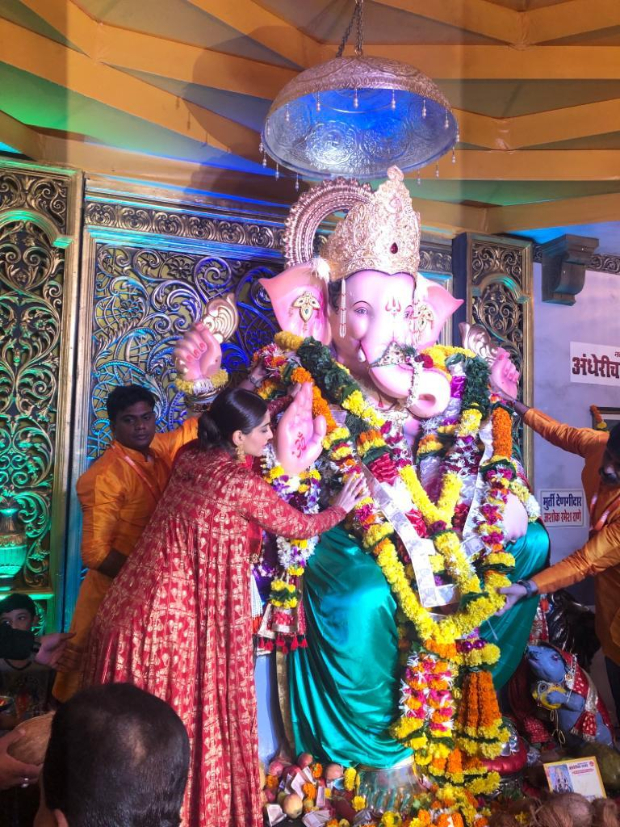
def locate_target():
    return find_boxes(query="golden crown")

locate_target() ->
[321,166,420,282]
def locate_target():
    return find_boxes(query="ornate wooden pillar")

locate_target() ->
[452,233,534,473]
[0,160,82,631]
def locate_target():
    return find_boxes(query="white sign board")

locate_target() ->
[539,489,585,527]
[570,341,620,386]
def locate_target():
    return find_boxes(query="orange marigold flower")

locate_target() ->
[418,811,432,826]
[312,763,323,779]
[302,782,317,800]
[265,774,279,789]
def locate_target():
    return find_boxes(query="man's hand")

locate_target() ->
[495,583,528,616]
[0,729,41,790]
[35,632,75,669]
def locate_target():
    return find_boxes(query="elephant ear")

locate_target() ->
[415,273,463,351]
[259,262,332,345]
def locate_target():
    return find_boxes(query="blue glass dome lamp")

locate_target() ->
[261,0,458,181]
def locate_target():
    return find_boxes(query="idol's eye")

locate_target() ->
[354,306,369,316]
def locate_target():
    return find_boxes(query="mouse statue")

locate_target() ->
[526,643,613,748]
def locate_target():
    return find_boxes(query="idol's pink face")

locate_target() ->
[329,270,451,416]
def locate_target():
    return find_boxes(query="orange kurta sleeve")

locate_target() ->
[155,416,199,462]
[236,472,346,540]
[532,516,620,593]
[77,466,126,570]
[524,408,607,458]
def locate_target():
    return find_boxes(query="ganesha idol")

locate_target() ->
[177,168,549,800]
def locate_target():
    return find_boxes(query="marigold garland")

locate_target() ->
[252,333,532,807]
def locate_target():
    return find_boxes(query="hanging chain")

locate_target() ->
[336,0,365,58]
[356,0,365,56]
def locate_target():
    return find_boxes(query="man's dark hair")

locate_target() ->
[42,683,190,827]
[608,422,620,457]
[0,592,37,618]
[106,385,157,424]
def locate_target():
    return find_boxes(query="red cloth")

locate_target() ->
[83,447,345,827]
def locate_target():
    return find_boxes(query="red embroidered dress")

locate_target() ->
[84,447,344,827]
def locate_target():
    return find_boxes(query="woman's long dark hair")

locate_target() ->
[198,387,268,455]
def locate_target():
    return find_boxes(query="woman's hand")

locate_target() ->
[173,322,222,382]
[275,383,327,476]
[495,583,528,616]
[333,474,368,514]
[240,359,267,392]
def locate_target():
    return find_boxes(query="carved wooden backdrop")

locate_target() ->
[0,161,82,630]
[453,233,533,472]
[3,160,572,630]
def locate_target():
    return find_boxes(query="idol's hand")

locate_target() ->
[275,383,326,476]
[173,321,222,382]
[490,348,520,402]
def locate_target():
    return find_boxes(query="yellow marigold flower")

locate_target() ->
[343,767,357,792]
[380,813,403,827]
[274,331,303,351]
[352,795,367,812]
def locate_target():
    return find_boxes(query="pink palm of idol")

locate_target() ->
[174,328,326,476]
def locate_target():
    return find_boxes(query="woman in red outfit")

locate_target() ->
[84,387,365,827]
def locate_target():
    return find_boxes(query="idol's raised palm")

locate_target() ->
[275,383,327,476]
[173,321,223,382]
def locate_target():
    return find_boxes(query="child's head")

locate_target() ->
[0,593,37,631]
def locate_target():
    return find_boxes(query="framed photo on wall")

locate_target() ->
[590,406,620,431]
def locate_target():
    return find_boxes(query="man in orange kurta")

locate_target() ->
[53,385,197,702]
[500,406,620,720]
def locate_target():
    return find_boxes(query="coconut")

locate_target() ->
[592,798,620,827]
[535,793,593,827]
[7,713,54,765]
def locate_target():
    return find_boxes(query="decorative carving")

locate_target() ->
[419,244,452,275]
[0,176,70,590]
[452,234,532,470]
[541,234,599,306]
[283,176,372,267]
[589,253,620,275]
[0,172,68,232]
[85,202,285,250]
[534,246,620,276]
[87,245,279,459]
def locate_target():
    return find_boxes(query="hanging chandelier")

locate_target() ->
[261,0,458,181]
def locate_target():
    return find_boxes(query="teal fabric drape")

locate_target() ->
[481,520,550,689]
[289,520,549,764]
[288,524,412,767]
